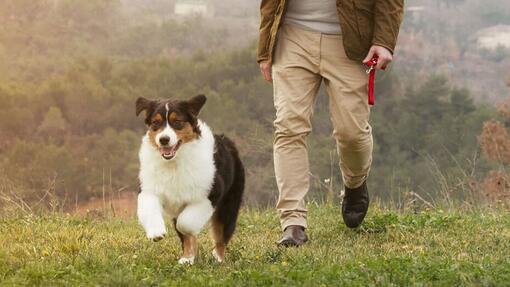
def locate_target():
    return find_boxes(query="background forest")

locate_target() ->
[0,0,509,212]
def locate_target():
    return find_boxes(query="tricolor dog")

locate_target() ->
[135,95,245,264]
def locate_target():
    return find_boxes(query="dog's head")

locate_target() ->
[135,95,206,160]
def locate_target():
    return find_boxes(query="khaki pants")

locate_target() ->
[272,25,373,230]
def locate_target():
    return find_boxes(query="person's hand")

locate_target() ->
[259,61,272,82]
[363,45,393,70]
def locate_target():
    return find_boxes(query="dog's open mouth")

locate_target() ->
[159,141,182,160]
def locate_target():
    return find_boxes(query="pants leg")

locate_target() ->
[320,33,373,189]
[272,25,322,230]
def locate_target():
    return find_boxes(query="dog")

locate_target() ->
[135,95,245,264]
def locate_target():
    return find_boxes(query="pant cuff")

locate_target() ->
[281,217,307,231]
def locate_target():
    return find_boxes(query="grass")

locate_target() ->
[0,203,509,286]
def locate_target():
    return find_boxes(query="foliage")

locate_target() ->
[0,0,233,82]
[0,45,495,207]
[370,75,494,205]
[478,101,510,204]
[399,0,510,103]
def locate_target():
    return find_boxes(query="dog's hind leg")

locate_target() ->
[211,157,245,263]
[210,215,226,263]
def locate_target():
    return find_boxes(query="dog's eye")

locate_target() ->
[172,120,184,129]
[151,121,162,128]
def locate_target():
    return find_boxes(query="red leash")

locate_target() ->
[366,56,378,106]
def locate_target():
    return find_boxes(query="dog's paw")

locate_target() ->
[212,249,224,263]
[146,228,167,242]
[178,257,195,265]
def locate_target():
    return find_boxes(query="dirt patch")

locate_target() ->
[73,192,137,219]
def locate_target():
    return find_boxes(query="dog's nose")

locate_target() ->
[159,136,170,146]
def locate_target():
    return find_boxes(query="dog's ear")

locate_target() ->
[136,97,156,125]
[187,95,207,118]
[135,97,153,116]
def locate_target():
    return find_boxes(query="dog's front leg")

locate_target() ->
[137,192,167,241]
[175,200,214,264]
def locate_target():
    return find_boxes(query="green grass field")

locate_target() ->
[1,204,509,286]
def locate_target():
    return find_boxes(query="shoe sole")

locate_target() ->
[277,238,308,247]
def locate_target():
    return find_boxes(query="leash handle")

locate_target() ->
[366,56,378,106]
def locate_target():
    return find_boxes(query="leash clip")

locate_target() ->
[365,57,378,74]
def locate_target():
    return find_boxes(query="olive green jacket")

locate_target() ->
[257,0,404,63]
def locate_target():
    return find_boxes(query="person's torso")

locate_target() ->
[284,0,341,35]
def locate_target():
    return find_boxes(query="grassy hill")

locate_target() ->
[1,204,509,286]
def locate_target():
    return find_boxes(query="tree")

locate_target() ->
[37,106,68,139]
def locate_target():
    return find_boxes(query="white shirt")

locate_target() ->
[284,0,342,35]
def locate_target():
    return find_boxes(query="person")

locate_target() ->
[257,0,404,246]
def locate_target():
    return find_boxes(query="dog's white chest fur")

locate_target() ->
[138,121,216,218]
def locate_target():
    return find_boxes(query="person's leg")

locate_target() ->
[320,33,372,227]
[272,25,322,233]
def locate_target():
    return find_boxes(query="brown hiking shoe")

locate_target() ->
[277,225,308,247]
[342,181,370,228]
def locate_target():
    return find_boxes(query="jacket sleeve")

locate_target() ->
[257,0,279,63]
[372,0,404,54]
